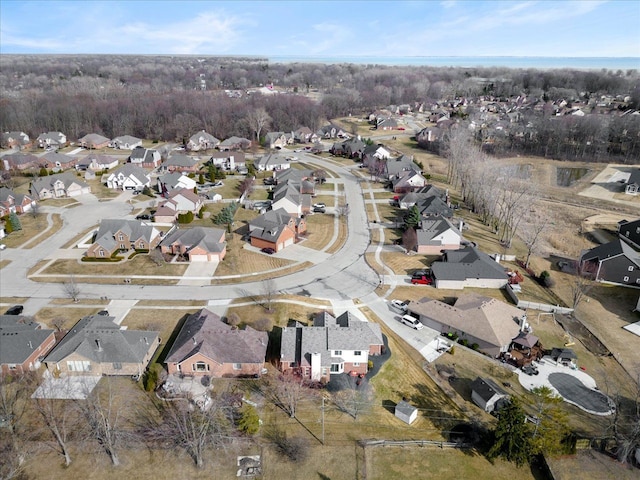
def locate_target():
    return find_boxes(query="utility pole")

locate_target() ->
[322,395,325,446]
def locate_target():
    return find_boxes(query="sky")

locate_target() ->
[1,0,639,58]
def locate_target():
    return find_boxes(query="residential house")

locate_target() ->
[105,164,150,190]
[398,185,446,209]
[0,187,36,215]
[218,136,251,151]
[129,147,161,169]
[44,314,160,377]
[391,169,427,194]
[157,172,197,194]
[376,117,398,130]
[417,196,454,219]
[274,168,316,192]
[293,127,317,143]
[264,132,292,150]
[407,293,527,357]
[79,133,110,150]
[37,132,67,149]
[165,308,267,378]
[470,377,509,413]
[1,315,56,375]
[75,153,119,172]
[40,152,77,170]
[159,226,226,262]
[618,218,640,250]
[279,311,384,382]
[209,151,246,171]
[255,153,291,172]
[362,143,391,161]
[415,217,463,254]
[580,239,640,288]
[626,169,640,195]
[331,137,366,158]
[317,124,348,139]
[154,188,204,223]
[30,172,91,199]
[160,155,199,174]
[188,131,220,151]
[384,155,421,179]
[430,245,509,289]
[110,135,142,150]
[1,131,31,150]
[2,153,40,171]
[249,208,306,252]
[271,180,312,217]
[85,219,161,258]
[395,400,418,425]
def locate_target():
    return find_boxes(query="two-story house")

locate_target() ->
[85,219,161,258]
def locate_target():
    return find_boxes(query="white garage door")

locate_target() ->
[283,237,294,247]
[190,255,208,262]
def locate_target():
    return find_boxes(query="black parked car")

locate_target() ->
[5,305,24,315]
[261,247,276,255]
[136,214,151,220]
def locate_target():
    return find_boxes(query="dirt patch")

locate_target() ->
[555,314,610,356]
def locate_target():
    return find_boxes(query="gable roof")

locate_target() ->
[129,147,159,163]
[41,152,75,166]
[45,315,158,364]
[165,309,267,365]
[37,131,66,143]
[416,217,461,245]
[79,133,110,145]
[31,172,88,192]
[163,155,197,168]
[581,238,640,268]
[618,218,640,249]
[470,377,507,402]
[256,153,289,169]
[108,164,149,183]
[93,219,160,250]
[0,315,55,366]
[431,246,507,281]
[111,135,141,145]
[417,195,453,218]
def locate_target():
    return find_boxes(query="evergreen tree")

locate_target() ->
[39,167,49,176]
[198,173,205,185]
[529,386,571,456]
[487,398,533,466]
[208,164,216,182]
[237,404,260,435]
[403,205,421,230]
[9,212,22,231]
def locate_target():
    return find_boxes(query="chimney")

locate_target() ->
[95,339,102,351]
[28,341,33,349]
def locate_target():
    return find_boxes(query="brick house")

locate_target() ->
[85,219,161,258]
[1,315,56,375]
[165,309,268,378]
[249,208,306,252]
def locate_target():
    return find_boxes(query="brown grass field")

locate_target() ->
[2,212,63,248]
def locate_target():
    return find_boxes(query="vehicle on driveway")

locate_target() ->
[411,274,432,285]
[313,203,326,209]
[522,365,539,376]
[97,310,109,316]
[212,181,223,187]
[136,214,151,220]
[0,244,6,250]
[401,314,423,330]
[261,247,276,255]
[5,305,24,315]
[313,206,326,213]
[389,299,409,314]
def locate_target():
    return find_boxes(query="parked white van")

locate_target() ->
[401,315,423,330]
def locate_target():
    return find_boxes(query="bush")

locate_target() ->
[449,346,455,355]
[367,360,374,370]
[253,317,273,332]
[237,404,260,435]
[143,363,163,392]
[539,270,555,287]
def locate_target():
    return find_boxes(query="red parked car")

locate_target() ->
[411,275,432,285]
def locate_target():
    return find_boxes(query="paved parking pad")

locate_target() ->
[548,373,614,415]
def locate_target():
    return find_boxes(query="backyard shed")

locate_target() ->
[395,400,418,424]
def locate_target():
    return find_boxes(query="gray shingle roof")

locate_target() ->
[160,227,225,254]
[30,172,88,193]
[416,217,461,246]
[470,377,506,402]
[93,219,159,250]
[165,309,267,365]
[581,238,640,268]
[0,315,55,365]
[163,155,197,168]
[109,164,150,184]
[431,246,507,281]
[45,315,158,364]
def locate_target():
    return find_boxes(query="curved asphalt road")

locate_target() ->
[0,156,379,304]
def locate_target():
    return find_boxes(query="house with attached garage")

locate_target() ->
[188,130,220,151]
[86,219,161,258]
[165,308,268,378]
[271,181,312,217]
[208,151,246,171]
[624,168,640,195]
[44,314,160,377]
[407,293,527,357]
[110,135,142,150]
[37,131,67,149]
[264,131,292,150]
[105,164,150,190]
[160,154,199,174]
[293,127,317,143]
[0,187,36,215]
[30,172,91,199]
[249,208,306,252]
[2,153,41,171]
[255,153,291,172]
[40,152,77,170]
[430,245,508,289]
[159,226,226,262]
[1,131,31,150]
[279,311,384,382]
[157,172,197,194]
[154,188,204,223]
[580,239,640,288]
[218,136,251,151]
[470,377,509,413]
[391,169,427,194]
[79,133,110,150]
[76,153,119,172]
[129,146,161,169]
[415,217,463,254]
[398,185,447,209]
[1,315,56,375]
[618,218,640,250]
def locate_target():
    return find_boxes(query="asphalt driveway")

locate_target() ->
[548,372,614,415]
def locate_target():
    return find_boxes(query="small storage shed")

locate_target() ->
[470,377,509,413]
[395,400,418,425]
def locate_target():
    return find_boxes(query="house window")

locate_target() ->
[628,266,634,272]
[99,249,105,257]
[67,360,91,372]
[353,362,360,367]
[112,362,122,370]
[623,276,630,282]
[120,244,125,250]
[118,234,124,241]
[333,350,342,356]
[289,362,296,368]
[193,362,209,372]
[233,363,242,370]
[354,351,362,356]
[330,364,340,373]
[8,364,16,370]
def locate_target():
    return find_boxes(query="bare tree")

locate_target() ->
[32,387,76,466]
[62,275,81,303]
[246,107,271,143]
[610,372,640,464]
[261,278,277,313]
[402,227,418,253]
[331,381,372,420]
[139,396,233,469]
[149,248,165,266]
[77,380,131,466]
[262,374,312,419]
[312,169,327,184]
[51,316,67,332]
[238,177,255,197]
[570,260,597,309]
[519,210,551,269]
